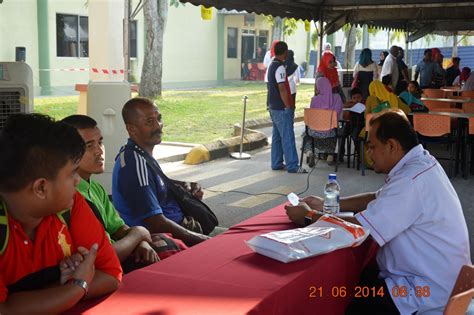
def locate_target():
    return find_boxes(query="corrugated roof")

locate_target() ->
[181,0,474,36]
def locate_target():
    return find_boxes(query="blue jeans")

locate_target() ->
[269,108,299,172]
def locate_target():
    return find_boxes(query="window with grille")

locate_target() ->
[56,14,88,58]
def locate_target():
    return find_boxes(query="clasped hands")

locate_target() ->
[59,243,98,286]
[183,182,204,200]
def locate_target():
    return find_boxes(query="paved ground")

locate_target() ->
[161,122,474,262]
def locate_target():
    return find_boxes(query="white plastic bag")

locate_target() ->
[246,214,370,263]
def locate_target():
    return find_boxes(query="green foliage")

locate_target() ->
[367,26,380,35]
[311,28,319,50]
[283,18,299,37]
[459,35,471,46]
[169,0,183,8]
[390,30,405,44]
[265,15,300,38]
[264,15,275,27]
[422,34,436,46]
[355,28,362,44]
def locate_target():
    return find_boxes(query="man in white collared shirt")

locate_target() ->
[285,110,471,314]
[380,46,400,91]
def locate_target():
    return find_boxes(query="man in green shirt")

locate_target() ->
[63,115,186,273]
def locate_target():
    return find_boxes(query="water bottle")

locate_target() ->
[323,173,340,214]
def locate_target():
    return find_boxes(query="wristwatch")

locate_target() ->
[304,210,317,226]
[67,278,89,299]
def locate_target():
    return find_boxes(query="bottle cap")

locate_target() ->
[329,173,337,180]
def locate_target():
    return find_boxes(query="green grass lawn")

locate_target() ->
[34,81,314,143]
[34,96,80,121]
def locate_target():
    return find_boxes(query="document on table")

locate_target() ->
[347,103,365,114]
[246,214,369,263]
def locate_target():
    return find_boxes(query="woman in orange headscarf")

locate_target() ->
[314,52,345,102]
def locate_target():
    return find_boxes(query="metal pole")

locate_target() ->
[387,30,390,50]
[405,28,410,68]
[230,95,251,159]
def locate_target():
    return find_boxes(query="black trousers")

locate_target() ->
[345,266,400,315]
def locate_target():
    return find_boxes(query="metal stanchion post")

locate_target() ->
[230,95,251,160]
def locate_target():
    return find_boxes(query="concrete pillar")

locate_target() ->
[87,0,131,194]
[37,0,52,95]
[88,0,125,82]
[217,14,224,85]
[362,25,369,49]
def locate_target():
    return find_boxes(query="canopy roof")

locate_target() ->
[181,0,474,35]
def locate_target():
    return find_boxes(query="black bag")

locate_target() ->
[130,145,219,235]
[166,183,218,235]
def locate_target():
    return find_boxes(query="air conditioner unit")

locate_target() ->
[338,69,354,101]
[0,62,33,131]
[338,69,354,88]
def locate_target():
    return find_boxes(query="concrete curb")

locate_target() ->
[184,129,268,165]
[166,112,303,165]
[236,112,304,131]
[156,141,197,163]
[157,152,191,163]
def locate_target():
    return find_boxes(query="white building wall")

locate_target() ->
[285,22,310,66]
[48,0,89,92]
[128,4,217,88]
[0,0,40,93]
[164,4,217,85]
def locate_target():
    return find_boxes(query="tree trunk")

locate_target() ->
[271,17,283,41]
[345,25,357,69]
[140,0,168,98]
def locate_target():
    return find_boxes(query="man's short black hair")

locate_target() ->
[369,111,419,153]
[0,114,85,192]
[424,49,431,56]
[122,97,156,124]
[350,88,362,97]
[452,57,461,63]
[274,41,288,56]
[62,115,98,130]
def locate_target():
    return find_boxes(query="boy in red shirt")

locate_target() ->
[0,114,122,313]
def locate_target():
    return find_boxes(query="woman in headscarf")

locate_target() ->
[314,51,345,102]
[377,51,389,74]
[399,81,428,112]
[353,48,378,101]
[365,80,411,115]
[359,80,410,169]
[285,50,300,105]
[431,48,441,61]
[303,77,343,165]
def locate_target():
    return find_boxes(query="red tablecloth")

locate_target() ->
[70,204,377,315]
